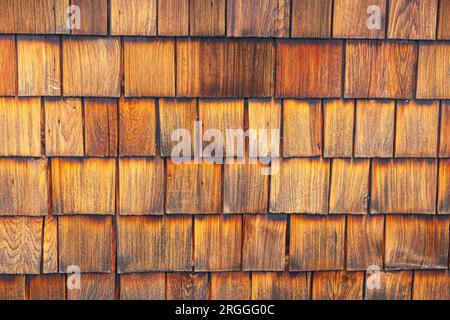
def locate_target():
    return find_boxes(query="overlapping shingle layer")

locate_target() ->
[0,0,449,300]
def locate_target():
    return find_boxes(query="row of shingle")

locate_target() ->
[1,270,449,300]
[1,36,449,98]
[0,214,449,275]
[0,0,449,40]
[1,98,450,158]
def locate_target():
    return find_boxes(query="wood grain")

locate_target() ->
[438,160,450,214]
[42,216,58,273]
[84,98,118,157]
[289,216,345,271]
[117,216,192,272]
[29,274,65,300]
[251,272,310,300]
[119,158,164,215]
[365,271,412,300]
[119,98,156,156]
[45,98,84,156]
[0,97,42,157]
[413,271,450,300]
[395,100,439,157]
[333,0,386,38]
[440,101,450,157]
[120,273,165,300]
[177,39,274,97]
[190,0,225,36]
[329,159,370,214]
[282,99,322,157]
[111,0,157,35]
[0,36,17,95]
[312,272,364,300]
[52,158,116,215]
[63,37,120,97]
[166,161,222,214]
[371,159,437,214]
[417,43,450,99]
[157,0,189,36]
[242,215,286,271]
[0,217,42,274]
[270,158,330,214]
[71,0,108,35]
[291,0,332,38]
[438,0,450,39]
[59,216,113,273]
[388,0,438,39]
[324,99,354,157]
[346,215,384,270]
[17,36,61,96]
[0,276,25,300]
[211,273,250,300]
[345,41,417,99]
[227,0,290,37]
[276,40,343,98]
[67,274,115,300]
[385,216,449,269]
[124,38,175,97]
[166,273,208,300]
[354,100,395,157]
[0,158,48,216]
[194,215,242,271]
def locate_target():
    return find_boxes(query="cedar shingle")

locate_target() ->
[157,0,189,36]
[438,160,450,214]
[194,215,242,271]
[52,158,116,215]
[417,43,450,99]
[0,36,17,95]
[345,41,417,99]
[291,0,332,38]
[42,216,58,273]
[177,39,274,97]
[117,216,192,272]
[110,0,157,35]
[371,159,437,214]
[440,101,450,157]
[29,274,65,300]
[17,36,61,96]
[71,0,108,35]
[242,215,286,271]
[190,0,225,36]
[67,274,115,300]
[251,272,310,300]
[388,0,438,39]
[289,216,345,271]
[333,0,386,39]
[438,0,450,39]
[385,216,449,269]
[282,99,322,157]
[323,99,354,157]
[124,38,175,97]
[0,97,42,157]
[63,37,120,97]
[354,100,395,158]
[227,0,290,37]
[120,273,165,300]
[312,272,364,300]
[166,273,208,300]
[365,271,412,300]
[211,273,250,300]
[59,216,113,273]
[0,276,25,300]
[395,100,439,157]
[413,271,450,300]
[44,98,84,156]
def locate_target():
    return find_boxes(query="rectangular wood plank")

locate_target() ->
[111,0,157,35]
[0,36,17,95]
[189,0,225,36]
[291,0,332,38]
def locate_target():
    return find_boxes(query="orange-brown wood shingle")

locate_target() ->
[120,273,165,300]
[438,0,450,39]
[166,273,208,300]
[0,276,25,300]
[417,43,450,99]
[29,274,65,300]
[323,99,354,157]
[413,271,450,300]
[0,36,17,95]
[211,272,250,300]
[157,0,189,36]
[312,272,364,300]
[110,0,157,35]
[365,271,412,300]
[189,0,225,36]
[291,0,332,38]
[438,160,450,214]
[251,272,310,300]
[71,0,108,35]
[440,101,450,157]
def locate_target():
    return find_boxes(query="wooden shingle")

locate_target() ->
[276,40,343,98]
[84,98,118,157]
[124,38,175,97]
[177,39,274,97]
[312,272,364,300]
[59,216,113,273]
[0,276,25,300]
[345,41,417,99]
[440,101,450,157]
[365,271,412,300]
[227,0,290,37]
[354,100,395,158]
[291,0,332,38]
[417,43,450,99]
[52,158,116,215]
[190,0,225,36]
[270,158,330,214]
[413,271,450,300]
[119,98,157,156]
[29,274,65,300]
[166,273,208,300]
[0,217,42,274]
[17,36,61,96]
[371,159,437,214]
[120,273,165,300]
[45,98,84,157]
[438,160,450,214]
[242,215,287,271]
[111,0,157,35]
[0,158,48,216]
[117,216,192,272]
[71,0,107,35]
[289,216,345,271]
[0,36,17,95]
[211,273,250,300]
[282,99,322,157]
[388,0,438,39]
[119,158,164,215]
[333,0,386,38]
[67,274,115,300]
[385,216,449,269]
[395,100,439,157]
[42,216,58,273]
[438,0,450,39]
[157,0,189,36]
[251,272,310,300]
[0,97,42,157]
[63,37,120,97]
[194,215,242,271]
[324,99,354,157]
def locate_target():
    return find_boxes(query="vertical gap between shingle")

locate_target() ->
[327,159,333,214]
[330,0,335,38]
[435,100,442,214]
[410,271,415,300]
[413,41,419,98]
[343,214,348,270]
[14,34,18,96]
[341,40,346,98]
[81,98,86,156]
[367,159,373,213]
[284,215,290,271]
[362,271,367,300]
[352,99,356,157]
[107,0,111,36]
[385,0,390,39]
[320,99,325,157]
[174,38,178,97]
[288,0,293,38]
[382,214,386,270]
[224,0,228,36]
[309,272,314,300]
[393,100,398,157]
[435,0,441,39]
[25,275,30,300]
[60,35,64,96]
